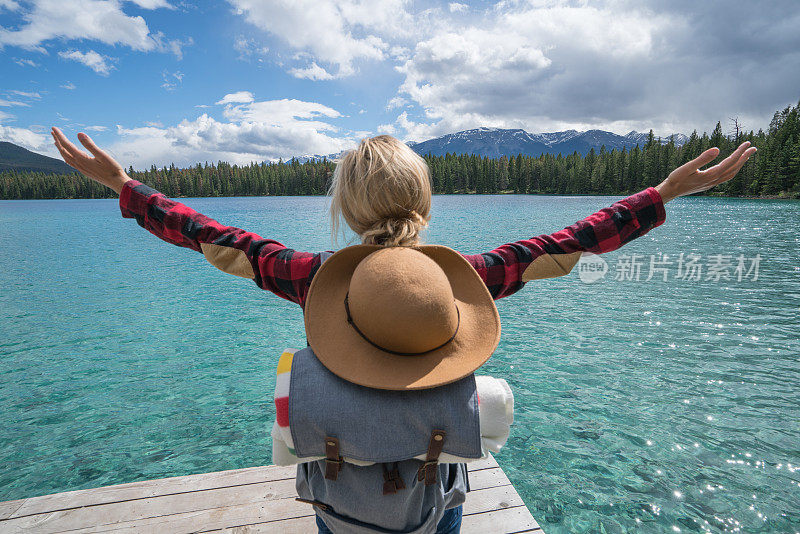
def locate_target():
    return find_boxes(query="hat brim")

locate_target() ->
[304,244,501,390]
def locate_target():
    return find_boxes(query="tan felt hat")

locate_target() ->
[304,245,501,390]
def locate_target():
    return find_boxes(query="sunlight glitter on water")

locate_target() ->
[2,194,799,533]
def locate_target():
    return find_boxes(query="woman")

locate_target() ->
[50,127,755,533]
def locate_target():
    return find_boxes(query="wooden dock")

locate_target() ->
[0,455,541,533]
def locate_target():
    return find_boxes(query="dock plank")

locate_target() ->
[8,458,501,521]
[69,484,529,534]
[5,465,297,520]
[0,455,541,533]
[462,506,542,533]
[0,500,27,521]
[5,464,507,527]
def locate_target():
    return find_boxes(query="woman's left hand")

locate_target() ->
[51,126,131,194]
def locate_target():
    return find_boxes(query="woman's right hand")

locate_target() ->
[655,141,757,203]
[51,126,131,194]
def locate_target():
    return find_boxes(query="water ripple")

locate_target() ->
[1,195,799,532]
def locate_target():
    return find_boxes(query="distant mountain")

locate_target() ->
[0,142,74,174]
[623,130,690,147]
[289,154,337,164]
[294,127,688,163]
[406,127,689,159]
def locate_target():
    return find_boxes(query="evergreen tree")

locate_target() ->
[4,101,798,199]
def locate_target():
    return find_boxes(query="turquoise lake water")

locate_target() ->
[1,194,798,533]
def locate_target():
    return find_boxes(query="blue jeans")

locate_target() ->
[315,504,463,533]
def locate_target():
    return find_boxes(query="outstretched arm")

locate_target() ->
[463,142,757,300]
[461,188,666,299]
[50,127,325,307]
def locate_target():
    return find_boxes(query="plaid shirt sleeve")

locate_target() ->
[461,187,666,300]
[119,179,325,307]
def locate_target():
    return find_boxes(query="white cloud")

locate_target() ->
[376,122,396,135]
[388,45,410,61]
[0,0,21,10]
[386,96,408,110]
[0,125,49,150]
[13,57,38,67]
[149,30,191,59]
[388,4,665,139]
[0,0,186,57]
[0,99,29,106]
[107,96,353,168]
[336,0,417,38]
[58,49,116,75]
[2,0,792,160]
[215,91,254,105]
[388,1,800,139]
[219,98,342,125]
[0,112,49,152]
[127,0,172,9]
[395,27,553,138]
[289,62,334,81]
[233,36,268,62]
[229,0,400,77]
[161,69,184,91]
[392,110,437,142]
[83,125,107,131]
[0,90,40,107]
[60,81,77,90]
[10,90,41,99]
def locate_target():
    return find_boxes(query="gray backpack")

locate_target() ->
[288,345,482,533]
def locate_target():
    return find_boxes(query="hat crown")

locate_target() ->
[347,248,459,355]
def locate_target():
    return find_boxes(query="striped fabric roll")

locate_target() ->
[273,348,297,458]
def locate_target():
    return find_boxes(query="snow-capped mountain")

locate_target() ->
[407,127,688,159]
[291,127,687,162]
[624,130,689,147]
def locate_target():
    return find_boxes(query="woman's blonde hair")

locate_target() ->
[329,135,432,247]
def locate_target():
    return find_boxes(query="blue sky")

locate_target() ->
[1,0,799,169]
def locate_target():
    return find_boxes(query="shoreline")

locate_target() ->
[2,192,799,201]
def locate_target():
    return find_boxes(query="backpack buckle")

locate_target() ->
[324,437,343,481]
[416,430,446,486]
[382,462,406,495]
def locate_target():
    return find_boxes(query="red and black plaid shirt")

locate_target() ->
[119,180,665,307]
